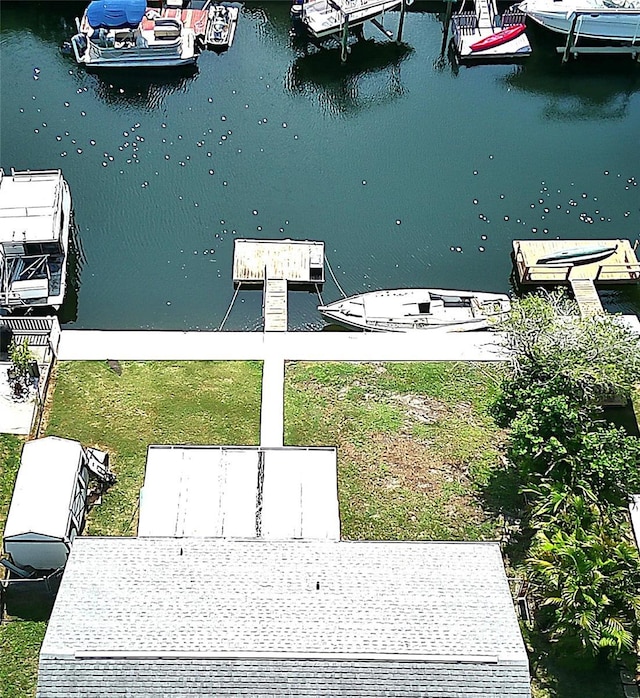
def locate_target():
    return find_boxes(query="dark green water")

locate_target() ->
[1,1,639,329]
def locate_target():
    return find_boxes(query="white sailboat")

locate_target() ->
[318,288,511,332]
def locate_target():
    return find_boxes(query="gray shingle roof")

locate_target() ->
[41,538,527,661]
[38,658,531,697]
[38,538,531,697]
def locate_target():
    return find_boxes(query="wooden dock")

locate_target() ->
[513,239,640,286]
[451,2,531,61]
[569,278,603,316]
[263,279,288,332]
[513,238,640,318]
[232,239,325,333]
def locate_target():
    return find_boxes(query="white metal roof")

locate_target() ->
[0,169,64,244]
[3,437,84,542]
[631,495,640,550]
[41,538,529,664]
[137,445,340,540]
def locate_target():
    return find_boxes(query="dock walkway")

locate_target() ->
[570,278,603,317]
[232,239,324,333]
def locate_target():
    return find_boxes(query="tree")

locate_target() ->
[494,290,640,665]
[526,485,640,659]
[498,290,640,407]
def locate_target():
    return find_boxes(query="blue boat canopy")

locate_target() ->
[86,0,146,29]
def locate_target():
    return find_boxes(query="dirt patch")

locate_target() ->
[342,432,475,499]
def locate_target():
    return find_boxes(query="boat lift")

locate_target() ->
[293,0,413,62]
[558,10,640,62]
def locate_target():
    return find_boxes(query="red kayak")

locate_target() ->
[470,23,527,52]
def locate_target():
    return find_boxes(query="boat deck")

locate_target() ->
[512,239,640,285]
[452,3,531,61]
[233,239,325,287]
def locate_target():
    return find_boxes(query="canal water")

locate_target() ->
[1,1,639,329]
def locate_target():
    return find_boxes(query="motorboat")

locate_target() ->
[318,288,511,332]
[70,0,198,69]
[294,0,404,39]
[536,244,618,266]
[0,169,73,311]
[518,0,640,42]
[205,4,239,48]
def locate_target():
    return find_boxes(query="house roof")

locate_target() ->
[41,538,528,662]
[137,445,340,539]
[0,170,65,244]
[3,437,84,543]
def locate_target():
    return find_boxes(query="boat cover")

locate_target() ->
[86,0,146,29]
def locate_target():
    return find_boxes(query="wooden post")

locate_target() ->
[562,12,580,63]
[340,12,350,63]
[441,0,454,57]
[397,0,406,44]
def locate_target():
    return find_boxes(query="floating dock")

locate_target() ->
[513,238,640,318]
[232,239,325,332]
[512,239,640,285]
[451,2,531,60]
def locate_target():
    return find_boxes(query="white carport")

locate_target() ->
[137,445,340,540]
[3,437,89,570]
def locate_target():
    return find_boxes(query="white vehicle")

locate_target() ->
[205,4,239,48]
[296,0,404,39]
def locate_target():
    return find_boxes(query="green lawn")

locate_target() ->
[284,361,625,698]
[0,359,627,698]
[0,361,263,697]
[285,361,506,541]
[44,360,263,536]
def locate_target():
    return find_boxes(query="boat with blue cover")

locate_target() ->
[70,0,198,69]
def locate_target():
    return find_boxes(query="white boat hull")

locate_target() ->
[519,1,640,41]
[0,171,72,312]
[206,5,239,48]
[72,15,198,69]
[301,0,403,39]
[319,288,511,333]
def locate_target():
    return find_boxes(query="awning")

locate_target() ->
[86,0,146,29]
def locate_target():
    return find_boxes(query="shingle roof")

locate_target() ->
[41,538,527,662]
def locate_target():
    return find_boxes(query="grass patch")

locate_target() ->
[0,436,43,698]
[285,361,505,541]
[0,621,46,698]
[284,361,624,698]
[44,361,263,536]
